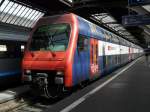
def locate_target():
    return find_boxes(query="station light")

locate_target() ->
[67,0,73,3]
[59,0,73,7]
[143,5,150,12]
[56,71,64,76]
[0,45,7,52]
[21,45,25,51]
[25,70,31,74]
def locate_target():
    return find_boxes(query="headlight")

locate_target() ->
[56,71,64,76]
[25,70,31,74]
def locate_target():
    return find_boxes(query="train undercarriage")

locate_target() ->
[24,70,66,98]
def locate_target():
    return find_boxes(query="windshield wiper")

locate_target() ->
[49,35,55,47]
[48,29,60,47]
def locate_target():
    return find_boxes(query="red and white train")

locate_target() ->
[22,13,143,97]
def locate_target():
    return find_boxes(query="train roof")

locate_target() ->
[36,13,142,48]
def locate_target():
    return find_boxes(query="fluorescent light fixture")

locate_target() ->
[0,45,7,52]
[143,5,150,12]
[102,16,116,23]
[21,45,25,50]
[144,29,150,35]
[146,25,150,29]
[68,0,73,3]
[59,0,73,7]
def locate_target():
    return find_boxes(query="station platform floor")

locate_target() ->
[45,56,150,112]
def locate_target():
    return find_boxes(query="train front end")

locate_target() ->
[22,14,78,98]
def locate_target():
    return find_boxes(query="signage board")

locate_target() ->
[122,14,150,26]
[129,0,150,6]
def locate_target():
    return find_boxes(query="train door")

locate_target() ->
[77,35,90,82]
[90,38,99,78]
[98,40,105,75]
[102,42,106,71]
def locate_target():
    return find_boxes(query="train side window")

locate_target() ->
[77,35,89,51]
[0,42,24,58]
[110,34,113,42]
[105,32,111,42]
[7,44,16,58]
[0,45,7,58]
[0,45,7,52]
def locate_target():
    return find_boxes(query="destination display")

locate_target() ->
[129,0,150,6]
[122,14,150,26]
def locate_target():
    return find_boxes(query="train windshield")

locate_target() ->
[29,24,70,51]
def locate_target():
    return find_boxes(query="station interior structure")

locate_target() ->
[0,0,150,112]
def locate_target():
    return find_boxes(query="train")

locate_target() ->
[22,13,143,98]
[0,40,25,88]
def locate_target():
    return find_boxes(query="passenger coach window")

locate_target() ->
[0,45,7,51]
[0,45,7,58]
[77,35,89,51]
[7,44,21,58]
[105,32,111,42]
[0,43,22,58]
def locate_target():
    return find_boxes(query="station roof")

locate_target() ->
[0,0,45,28]
[1,0,150,48]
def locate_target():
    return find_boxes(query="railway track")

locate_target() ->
[0,82,90,112]
[2,88,79,112]
[0,91,64,112]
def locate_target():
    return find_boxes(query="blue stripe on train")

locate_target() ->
[77,16,104,40]
[72,50,81,85]
[72,48,90,86]
[0,70,21,77]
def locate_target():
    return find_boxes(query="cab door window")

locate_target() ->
[77,35,89,51]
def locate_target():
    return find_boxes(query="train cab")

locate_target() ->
[22,13,79,97]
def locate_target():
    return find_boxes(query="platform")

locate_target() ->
[68,56,150,112]
[45,56,150,112]
[0,85,30,104]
